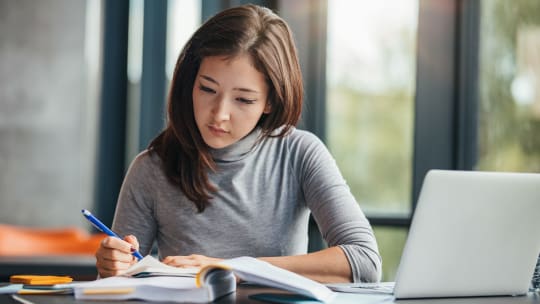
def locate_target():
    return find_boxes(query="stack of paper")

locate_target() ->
[71,273,235,303]
[70,256,234,303]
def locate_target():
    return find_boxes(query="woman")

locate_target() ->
[96,4,381,283]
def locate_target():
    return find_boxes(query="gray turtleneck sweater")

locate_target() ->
[112,127,382,282]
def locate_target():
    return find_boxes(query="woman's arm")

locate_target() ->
[162,247,350,283]
[290,130,382,283]
[259,246,351,283]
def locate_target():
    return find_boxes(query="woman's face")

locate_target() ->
[193,54,270,149]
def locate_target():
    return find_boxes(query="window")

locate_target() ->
[125,0,202,161]
[326,0,418,280]
[477,0,540,172]
[166,0,202,81]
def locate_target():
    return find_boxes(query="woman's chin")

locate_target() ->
[203,138,235,149]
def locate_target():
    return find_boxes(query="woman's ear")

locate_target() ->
[263,101,272,114]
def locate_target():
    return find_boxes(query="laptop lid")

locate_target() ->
[393,170,540,299]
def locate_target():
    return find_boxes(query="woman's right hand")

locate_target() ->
[95,235,139,278]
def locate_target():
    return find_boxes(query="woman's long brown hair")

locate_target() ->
[149,4,303,212]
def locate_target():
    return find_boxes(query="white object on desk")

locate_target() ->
[393,170,540,299]
[11,294,36,304]
[0,284,22,294]
[71,272,235,303]
[118,255,199,277]
[325,282,394,294]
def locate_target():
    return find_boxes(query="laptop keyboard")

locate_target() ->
[325,282,395,294]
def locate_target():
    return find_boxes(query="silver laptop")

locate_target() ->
[392,169,540,298]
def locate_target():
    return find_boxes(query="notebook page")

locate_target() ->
[118,255,199,277]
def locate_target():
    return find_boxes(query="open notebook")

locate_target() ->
[117,255,199,278]
[67,256,335,303]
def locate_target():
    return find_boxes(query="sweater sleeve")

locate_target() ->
[111,151,158,256]
[289,130,382,283]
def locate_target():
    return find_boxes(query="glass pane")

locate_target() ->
[373,226,408,281]
[166,0,202,81]
[126,0,144,161]
[326,1,419,216]
[477,0,540,172]
[0,0,101,227]
[125,0,201,161]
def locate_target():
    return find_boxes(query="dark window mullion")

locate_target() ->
[456,0,480,171]
[138,0,167,152]
[95,0,130,226]
[277,0,327,251]
[367,216,411,228]
[412,0,459,212]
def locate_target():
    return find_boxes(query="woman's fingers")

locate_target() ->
[100,236,133,252]
[162,254,222,268]
[96,256,134,276]
[98,237,134,262]
[162,256,198,267]
[123,235,140,251]
[95,236,138,277]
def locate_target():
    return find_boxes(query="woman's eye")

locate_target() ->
[199,85,215,94]
[237,98,256,104]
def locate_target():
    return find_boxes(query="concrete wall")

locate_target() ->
[0,0,98,228]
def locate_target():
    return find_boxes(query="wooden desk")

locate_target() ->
[1,286,539,304]
[0,255,97,281]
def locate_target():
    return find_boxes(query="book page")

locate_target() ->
[119,255,199,277]
[218,257,336,303]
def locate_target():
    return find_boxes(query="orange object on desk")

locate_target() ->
[0,224,106,256]
[10,274,73,285]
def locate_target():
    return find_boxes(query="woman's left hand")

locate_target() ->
[162,254,223,268]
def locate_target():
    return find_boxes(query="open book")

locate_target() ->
[71,256,335,303]
[117,255,199,278]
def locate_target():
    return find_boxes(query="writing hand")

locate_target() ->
[95,235,140,278]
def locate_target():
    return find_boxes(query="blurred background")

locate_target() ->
[0,0,539,281]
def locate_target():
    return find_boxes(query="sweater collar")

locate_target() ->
[210,128,262,162]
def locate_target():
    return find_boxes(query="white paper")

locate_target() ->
[71,276,197,289]
[119,255,199,277]
[71,276,219,303]
[219,257,336,303]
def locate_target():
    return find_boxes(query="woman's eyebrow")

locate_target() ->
[200,74,260,93]
[200,75,219,85]
[233,87,259,93]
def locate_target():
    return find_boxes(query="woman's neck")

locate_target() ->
[209,128,262,162]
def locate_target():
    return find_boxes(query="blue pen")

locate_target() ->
[81,209,144,260]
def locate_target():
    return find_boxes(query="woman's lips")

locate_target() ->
[208,125,229,136]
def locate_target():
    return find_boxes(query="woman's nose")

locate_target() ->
[211,97,230,121]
